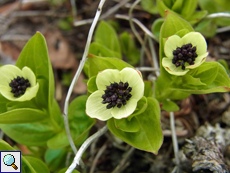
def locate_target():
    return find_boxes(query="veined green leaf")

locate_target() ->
[15,32,55,112]
[87,54,133,78]
[108,97,163,154]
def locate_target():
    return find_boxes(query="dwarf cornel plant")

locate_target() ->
[0,1,230,173]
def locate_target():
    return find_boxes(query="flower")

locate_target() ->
[162,32,209,76]
[86,67,144,121]
[0,65,39,101]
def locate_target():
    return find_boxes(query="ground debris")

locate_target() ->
[183,136,230,173]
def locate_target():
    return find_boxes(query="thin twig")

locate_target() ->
[115,14,158,42]
[90,141,108,173]
[206,12,230,19]
[66,125,108,173]
[217,26,230,33]
[62,0,107,169]
[127,0,154,67]
[148,37,160,76]
[170,112,180,172]
[100,0,131,19]
[135,67,160,72]
[140,34,148,67]
[70,0,77,17]
[112,147,135,173]
[129,0,144,44]
[73,0,130,27]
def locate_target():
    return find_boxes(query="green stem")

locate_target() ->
[50,116,61,133]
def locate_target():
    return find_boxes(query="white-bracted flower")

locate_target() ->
[162,32,209,76]
[0,65,39,101]
[86,67,144,121]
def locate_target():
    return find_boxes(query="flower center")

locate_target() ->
[101,82,132,109]
[9,76,31,97]
[172,43,197,70]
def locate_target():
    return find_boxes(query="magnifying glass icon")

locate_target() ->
[3,154,18,170]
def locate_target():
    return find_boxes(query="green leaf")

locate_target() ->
[0,121,56,146]
[195,19,217,38]
[181,0,197,18]
[188,10,207,25]
[107,97,163,154]
[180,74,206,87]
[188,62,219,86]
[157,0,174,18]
[0,108,47,124]
[94,21,122,58]
[218,59,230,74]
[47,95,95,149]
[24,156,49,173]
[87,54,133,78]
[120,32,140,65]
[151,18,164,40]
[114,117,140,132]
[16,32,55,111]
[174,28,190,38]
[87,75,97,94]
[89,42,121,59]
[49,99,63,128]
[144,81,153,97]
[45,148,67,172]
[131,96,148,117]
[162,99,179,112]
[141,0,158,14]
[170,62,230,94]
[198,0,230,27]
[199,0,220,13]
[160,11,194,39]
[171,0,184,14]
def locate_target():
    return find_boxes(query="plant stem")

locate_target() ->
[148,37,160,77]
[206,12,230,19]
[66,125,108,173]
[170,112,180,172]
[62,0,107,168]
[115,14,158,42]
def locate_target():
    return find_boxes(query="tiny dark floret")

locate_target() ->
[172,43,198,70]
[101,81,132,109]
[9,76,31,97]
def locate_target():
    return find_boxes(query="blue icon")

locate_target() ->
[3,154,18,170]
